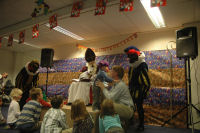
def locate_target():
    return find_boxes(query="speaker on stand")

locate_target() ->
[162,27,200,133]
[40,48,54,97]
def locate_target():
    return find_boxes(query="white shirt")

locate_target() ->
[7,100,21,124]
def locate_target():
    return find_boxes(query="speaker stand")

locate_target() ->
[45,67,49,97]
[162,57,200,133]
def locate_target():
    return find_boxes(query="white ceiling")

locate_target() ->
[0,0,199,52]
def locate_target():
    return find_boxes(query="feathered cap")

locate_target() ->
[98,60,109,68]
[124,46,141,56]
[85,48,96,62]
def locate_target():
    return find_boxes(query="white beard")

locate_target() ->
[86,62,97,76]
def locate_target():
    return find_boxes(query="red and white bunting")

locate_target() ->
[119,0,133,12]
[49,14,57,30]
[32,24,39,39]
[71,1,83,17]
[151,0,166,7]
[7,34,14,47]
[95,0,107,16]
[19,30,25,44]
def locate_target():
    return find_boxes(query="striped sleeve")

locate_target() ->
[139,68,150,92]
[33,102,42,121]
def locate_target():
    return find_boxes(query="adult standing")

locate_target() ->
[96,65,134,121]
[124,46,150,131]
[15,60,39,110]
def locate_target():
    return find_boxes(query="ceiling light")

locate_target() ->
[46,24,84,40]
[140,0,166,28]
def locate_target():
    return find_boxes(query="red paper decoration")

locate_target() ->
[71,1,83,17]
[95,0,107,16]
[119,0,133,12]
[151,0,166,7]
[7,34,13,47]
[49,14,57,30]
[19,30,25,44]
[32,24,39,39]
[0,37,2,48]
[77,33,138,52]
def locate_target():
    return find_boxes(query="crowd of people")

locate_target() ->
[0,46,150,133]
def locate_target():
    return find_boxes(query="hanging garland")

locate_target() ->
[0,0,167,48]
[76,32,137,52]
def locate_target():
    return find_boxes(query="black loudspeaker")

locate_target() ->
[41,48,54,67]
[176,27,198,59]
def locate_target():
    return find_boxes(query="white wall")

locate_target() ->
[0,49,15,84]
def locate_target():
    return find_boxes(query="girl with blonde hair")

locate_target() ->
[7,88,22,128]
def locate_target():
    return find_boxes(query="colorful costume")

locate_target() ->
[92,60,113,110]
[15,61,39,110]
[124,46,150,130]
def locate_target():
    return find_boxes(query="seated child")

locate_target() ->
[7,88,22,129]
[0,95,6,127]
[41,95,72,133]
[16,88,43,132]
[93,60,113,111]
[26,88,51,108]
[71,99,94,133]
[99,99,124,133]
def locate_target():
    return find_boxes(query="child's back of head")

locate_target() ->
[29,88,42,101]
[71,99,88,121]
[100,99,116,118]
[51,95,63,109]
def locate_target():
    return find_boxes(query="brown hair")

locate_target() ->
[71,99,88,122]
[100,99,116,118]
[112,65,124,79]
[51,95,63,109]
[29,88,41,100]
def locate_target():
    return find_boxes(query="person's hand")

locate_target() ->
[96,80,105,91]
[108,82,114,87]
[2,72,8,78]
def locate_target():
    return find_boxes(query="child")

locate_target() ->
[93,60,113,111]
[0,95,6,126]
[41,95,72,133]
[99,99,124,133]
[71,99,94,133]
[16,88,42,132]
[7,88,22,129]
[26,87,51,108]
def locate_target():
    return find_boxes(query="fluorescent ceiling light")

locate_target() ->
[46,24,84,40]
[3,37,40,48]
[140,0,166,28]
